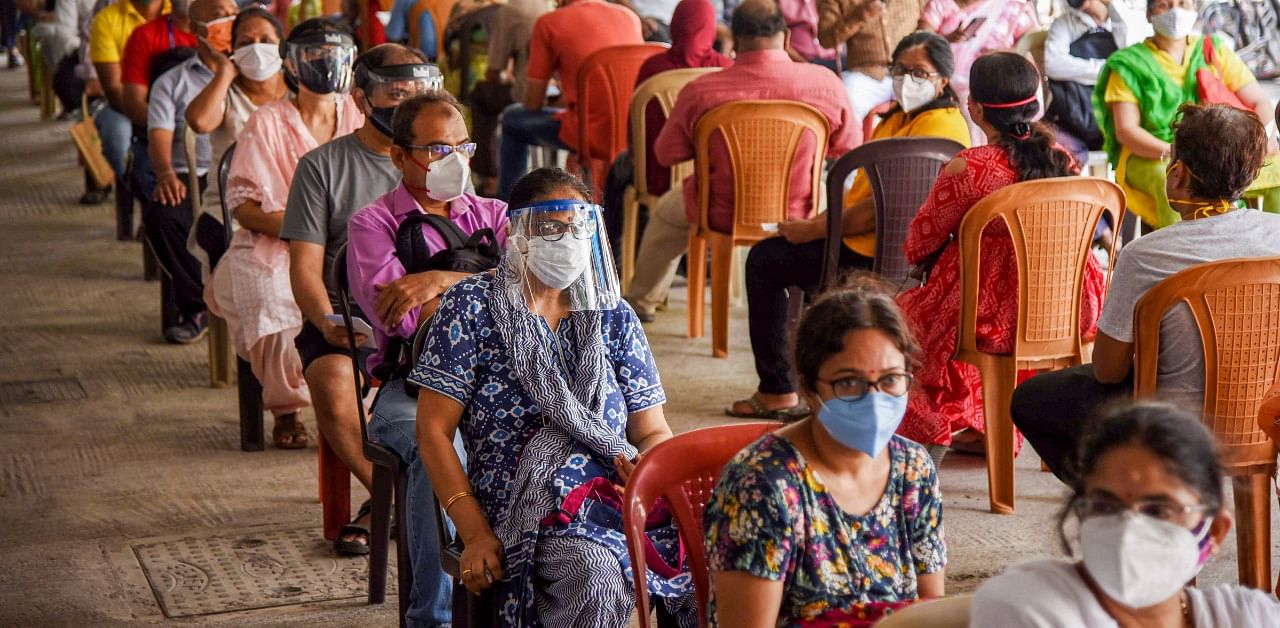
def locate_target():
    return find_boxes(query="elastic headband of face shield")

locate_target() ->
[506,200,620,312]
[281,31,357,95]
[279,29,356,59]
[354,62,444,93]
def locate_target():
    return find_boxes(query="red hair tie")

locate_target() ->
[978,93,1038,109]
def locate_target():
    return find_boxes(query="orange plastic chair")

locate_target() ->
[623,422,783,627]
[619,67,722,293]
[574,43,666,198]
[686,100,830,358]
[954,177,1124,514]
[1133,256,1280,591]
[1259,381,1280,597]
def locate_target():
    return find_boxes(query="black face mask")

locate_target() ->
[298,58,346,95]
[1067,0,1085,9]
[368,105,396,137]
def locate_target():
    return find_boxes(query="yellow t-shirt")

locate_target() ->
[89,0,172,65]
[842,106,971,257]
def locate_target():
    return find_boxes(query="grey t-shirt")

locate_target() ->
[279,133,400,306]
[148,54,214,175]
[1097,208,1280,409]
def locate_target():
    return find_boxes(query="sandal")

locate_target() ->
[334,499,372,556]
[949,429,986,456]
[272,413,309,450]
[725,394,811,421]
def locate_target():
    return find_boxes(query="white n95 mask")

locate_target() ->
[525,236,591,289]
[231,43,282,82]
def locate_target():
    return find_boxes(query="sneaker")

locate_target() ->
[164,312,208,344]
[624,298,656,323]
[7,50,23,69]
[79,185,112,205]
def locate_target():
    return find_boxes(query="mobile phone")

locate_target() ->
[963,16,987,37]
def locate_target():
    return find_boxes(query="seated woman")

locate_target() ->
[1095,0,1280,228]
[705,279,946,626]
[726,31,969,421]
[205,18,366,449]
[895,51,1105,454]
[1012,103,1280,481]
[352,90,507,627]
[409,168,694,626]
[972,402,1280,626]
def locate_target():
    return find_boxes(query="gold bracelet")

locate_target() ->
[444,490,473,515]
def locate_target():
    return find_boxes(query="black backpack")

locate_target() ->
[372,213,502,384]
[1045,29,1118,150]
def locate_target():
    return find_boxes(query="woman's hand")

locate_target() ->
[459,530,505,593]
[945,26,972,42]
[614,452,642,486]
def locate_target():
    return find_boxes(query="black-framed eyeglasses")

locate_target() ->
[1073,496,1210,524]
[534,217,597,241]
[889,65,940,81]
[403,142,478,159]
[817,373,914,401]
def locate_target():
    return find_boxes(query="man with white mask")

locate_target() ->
[349,90,508,628]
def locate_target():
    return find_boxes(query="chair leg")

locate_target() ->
[978,357,1018,514]
[116,182,134,241]
[237,358,264,452]
[368,464,393,605]
[395,468,412,628]
[208,316,234,388]
[621,186,639,294]
[686,233,706,339]
[319,434,352,541]
[709,237,733,358]
[1231,473,1272,590]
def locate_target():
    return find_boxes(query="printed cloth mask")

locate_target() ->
[231,42,281,81]
[406,151,470,202]
[816,391,908,457]
[201,16,235,54]
[1080,512,1214,609]
[893,75,937,114]
[1152,8,1197,38]
[525,235,591,290]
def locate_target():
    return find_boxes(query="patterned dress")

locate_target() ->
[408,274,692,627]
[704,434,946,627]
[895,145,1105,447]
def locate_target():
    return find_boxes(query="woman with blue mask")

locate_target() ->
[704,277,946,627]
[971,402,1280,626]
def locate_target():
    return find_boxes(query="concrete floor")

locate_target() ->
[0,68,1277,627]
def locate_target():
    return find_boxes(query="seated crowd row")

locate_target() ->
[32,0,1280,623]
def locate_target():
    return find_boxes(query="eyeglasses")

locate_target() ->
[1074,496,1210,524]
[534,217,597,241]
[403,142,478,159]
[817,373,913,401]
[889,65,940,81]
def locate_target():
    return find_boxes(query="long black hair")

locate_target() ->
[888,31,959,116]
[970,51,1075,181]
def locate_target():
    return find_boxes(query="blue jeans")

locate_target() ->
[368,379,467,628]
[498,103,568,200]
[93,105,132,180]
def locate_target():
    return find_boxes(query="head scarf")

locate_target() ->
[635,0,731,84]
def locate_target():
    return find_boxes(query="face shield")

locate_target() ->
[355,63,444,136]
[282,31,357,95]
[503,200,619,313]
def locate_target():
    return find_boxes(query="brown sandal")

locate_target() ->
[725,394,811,421]
[272,413,309,449]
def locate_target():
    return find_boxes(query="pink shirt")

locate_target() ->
[654,48,859,232]
[346,184,509,370]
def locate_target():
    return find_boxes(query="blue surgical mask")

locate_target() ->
[816,392,908,457]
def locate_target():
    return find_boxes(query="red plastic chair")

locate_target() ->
[574,43,666,198]
[622,422,783,627]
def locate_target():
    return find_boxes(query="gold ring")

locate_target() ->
[462,568,473,577]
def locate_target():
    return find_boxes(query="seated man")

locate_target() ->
[280,42,432,556]
[1011,103,1280,484]
[624,0,859,321]
[496,0,642,199]
[349,90,508,628]
[144,0,235,344]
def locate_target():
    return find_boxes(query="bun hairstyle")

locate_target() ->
[970,51,1075,182]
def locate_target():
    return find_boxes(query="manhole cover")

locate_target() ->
[0,377,86,404]
[132,528,396,618]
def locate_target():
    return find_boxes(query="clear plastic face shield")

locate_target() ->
[355,63,444,136]
[504,200,620,312]
[282,31,357,95]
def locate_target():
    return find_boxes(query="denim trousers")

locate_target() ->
[93,105,132,180]
[368,378,468,628]
[497,103,567,200]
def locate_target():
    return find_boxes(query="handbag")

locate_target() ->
[69,94,113,188]
[1196,35,1250,110]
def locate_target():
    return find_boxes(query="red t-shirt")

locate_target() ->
[121,15,197,87]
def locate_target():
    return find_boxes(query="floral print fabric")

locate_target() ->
[703,433,946,626]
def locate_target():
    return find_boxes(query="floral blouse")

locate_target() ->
[703,433,946,626]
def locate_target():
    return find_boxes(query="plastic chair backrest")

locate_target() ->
[693,100,830,238]
[331,244,375,447]
[1015,29,1048,73]
[821,137,964,289]
[956,177,1124,367]
[873,595,972,628]
[409,0,454,60]
[630,67,721,203]
[218,142,236,245]
[1262,381,1280,447]
[623,422,783,627]
[1132,256,1280,470]
[575,43,666,162]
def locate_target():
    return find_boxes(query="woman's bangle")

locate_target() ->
[444,490,473,515]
